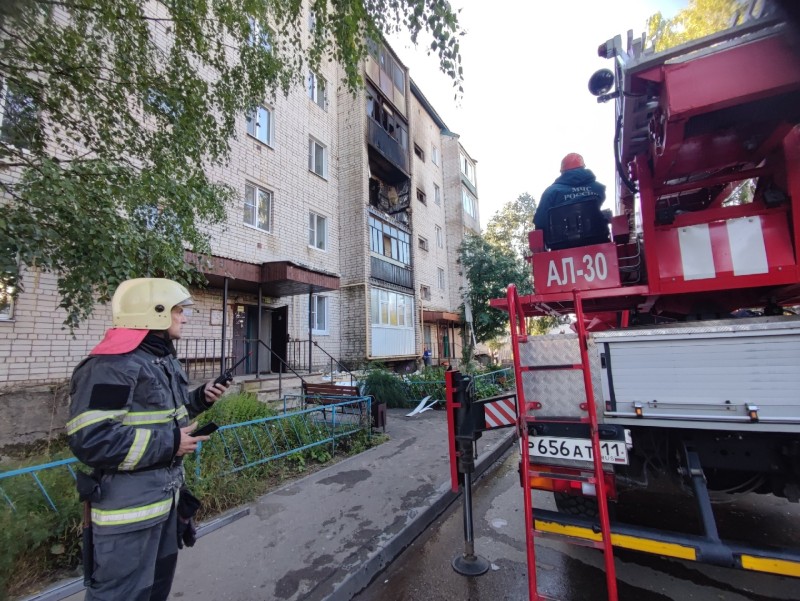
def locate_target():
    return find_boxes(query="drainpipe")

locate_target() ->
[221,277,229,377]
[419,300,425,361]
[364,283,370,362]
[308,289,313,373]
[257,284,262,375]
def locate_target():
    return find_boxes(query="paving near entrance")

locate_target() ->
[45,407,513,601]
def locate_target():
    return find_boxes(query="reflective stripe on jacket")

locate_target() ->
[68,347,209,534]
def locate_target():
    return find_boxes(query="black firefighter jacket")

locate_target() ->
[68,340,210,535]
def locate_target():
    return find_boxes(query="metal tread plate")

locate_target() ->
[518,334,603,418]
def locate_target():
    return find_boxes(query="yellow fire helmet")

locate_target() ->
[111,278,193,330]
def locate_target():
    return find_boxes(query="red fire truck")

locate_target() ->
[490,4,800,599]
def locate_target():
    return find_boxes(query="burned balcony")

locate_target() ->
[368,117,408,177]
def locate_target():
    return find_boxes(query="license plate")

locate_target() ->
[528,436,629,465]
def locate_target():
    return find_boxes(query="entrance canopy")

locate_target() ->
[186,253,340,296]
[422,310,461,323]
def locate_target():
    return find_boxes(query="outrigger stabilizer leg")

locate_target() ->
[452,450,490,576]
[449,371,490,576]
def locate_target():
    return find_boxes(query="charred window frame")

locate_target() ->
[366,84,407,150]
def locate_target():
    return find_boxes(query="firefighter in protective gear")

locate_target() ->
[533,153,609,249]
[68,278,229,601]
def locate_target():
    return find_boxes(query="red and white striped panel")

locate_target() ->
[484,397,517,430]
[659,213,795,283]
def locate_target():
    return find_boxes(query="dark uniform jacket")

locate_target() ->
[533,167,606,232]
[68,334,210,535]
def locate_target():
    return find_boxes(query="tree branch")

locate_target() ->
[30,0,222,24]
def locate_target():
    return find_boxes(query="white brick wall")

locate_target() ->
[0,12,481,387]
[442,137,481,312]
[409,94,452,321]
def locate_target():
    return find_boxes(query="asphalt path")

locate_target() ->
[353,451,800,601]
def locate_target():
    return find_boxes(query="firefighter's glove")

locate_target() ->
[177,488,202,549]
[75,471,102,503]
[177,517,197,549]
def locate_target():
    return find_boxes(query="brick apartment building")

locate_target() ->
[0,4,481,444]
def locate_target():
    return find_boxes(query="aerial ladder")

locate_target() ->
[493,3,800,599]
[508,286,620,601]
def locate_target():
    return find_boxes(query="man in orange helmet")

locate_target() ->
[533,153,608,249]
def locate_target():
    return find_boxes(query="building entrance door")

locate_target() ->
[246,306,272,374]
[231,304,250,375]
[271,306,288,373]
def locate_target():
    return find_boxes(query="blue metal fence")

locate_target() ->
[0,372,513,513]
[0,399,372,513]
[193,397,371,479]
[475,367,515,388]
[402,367,515,404]
[0,457,79,513]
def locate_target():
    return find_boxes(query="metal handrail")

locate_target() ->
[310,340,356,385]
[617,237,643,284]
[253,339,308,400]
[255,338,305,381]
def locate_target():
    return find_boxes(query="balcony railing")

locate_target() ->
[370,256,413,289]
[368,117,408,173]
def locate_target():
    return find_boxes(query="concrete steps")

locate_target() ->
[229,371,361,406]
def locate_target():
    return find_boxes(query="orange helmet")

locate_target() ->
[560,153,585,172]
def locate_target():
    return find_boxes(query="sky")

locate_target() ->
[388,0,687,228]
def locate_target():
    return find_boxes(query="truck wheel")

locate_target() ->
[554,493,599,518]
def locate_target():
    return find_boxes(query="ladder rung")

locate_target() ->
[528,470,596,484]
[533,529,607,550]
[523,416,591,424]
[522,364,583,372]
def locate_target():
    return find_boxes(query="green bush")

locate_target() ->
[401,366,515,405]
[185,394,371,516]
[198,391,278,424]
[473,376,502,399]
[360,367,409,408]
[404,366,447,401]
